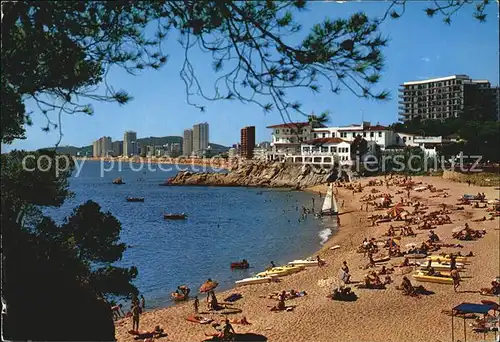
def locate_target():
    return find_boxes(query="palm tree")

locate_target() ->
[307,111,330,128]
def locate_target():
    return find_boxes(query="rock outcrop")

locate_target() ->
[167,161,342,188]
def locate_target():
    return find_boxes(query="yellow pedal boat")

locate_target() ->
[426,255,469,263]
[257,265,305,277]
[412,271,454,285]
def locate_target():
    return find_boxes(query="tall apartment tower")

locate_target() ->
[399,75,499,122]
[123,131,137,156]
[240,126,256,159]
[183,129,193,156]
[192,122,209,154]
[112,141,123,157]
[100,136,112,157]
[92,140,99,157]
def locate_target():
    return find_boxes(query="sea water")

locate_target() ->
[46,161,333,309]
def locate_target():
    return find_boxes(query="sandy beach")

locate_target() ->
[115,175,499,342]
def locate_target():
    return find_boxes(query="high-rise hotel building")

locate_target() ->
[123,131,137,156]
[399,75,499,122]
[240,126,256,159]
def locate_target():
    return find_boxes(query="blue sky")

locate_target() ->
[3,1,498,151]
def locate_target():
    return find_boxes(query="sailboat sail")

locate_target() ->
[322,186,333,213]
[321,184,338,215]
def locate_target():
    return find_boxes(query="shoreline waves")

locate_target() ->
[115,176,499,342]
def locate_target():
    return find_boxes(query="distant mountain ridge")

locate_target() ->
[38,136,229,156]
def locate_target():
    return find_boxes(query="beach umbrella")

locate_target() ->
[452,226,465,233]
[387,205,404,218]
[199,280,219,293]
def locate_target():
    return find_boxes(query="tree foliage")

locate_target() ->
[1,151,137,340]
[1,0,490,144]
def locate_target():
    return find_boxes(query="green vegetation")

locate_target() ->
[391,114,500,162]
[2,150,138,340]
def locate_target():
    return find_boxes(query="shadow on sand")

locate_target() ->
[203,333,268,341]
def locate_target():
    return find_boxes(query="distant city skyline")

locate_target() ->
[3,2,498,152]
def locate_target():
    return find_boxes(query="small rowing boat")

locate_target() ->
[164,213,187,220]
[231,261,249,269]
[171,292,188,301]
[126,197,144,202]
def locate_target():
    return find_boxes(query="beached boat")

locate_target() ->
[427,255,469,263]
[235,276,273,287]
[256,265,305,278]
[231,261,249,269]
[288,258,325,267]
[412,271,454,285]
[321,183,339,216]
[126,197,144,202]
[164,213,187,220]
[373,256,391,263]
[418,261,464,271]
[406,253,428,259]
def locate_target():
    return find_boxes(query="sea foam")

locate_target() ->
[319,228,332,245]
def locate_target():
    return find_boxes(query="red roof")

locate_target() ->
[365,124,389,131]
[303,137,346,145]
[266,122,310,129]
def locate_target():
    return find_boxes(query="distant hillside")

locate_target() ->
[39,136,229,156]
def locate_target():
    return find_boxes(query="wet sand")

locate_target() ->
[115,175,499,342]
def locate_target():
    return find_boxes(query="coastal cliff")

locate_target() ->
[167,161,340,188]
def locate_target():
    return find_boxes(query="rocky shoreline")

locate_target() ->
[166,161,341,189]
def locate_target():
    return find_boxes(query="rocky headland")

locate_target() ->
[166,161,343,188]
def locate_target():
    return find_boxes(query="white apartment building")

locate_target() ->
[267,122,323,160]
[311,122,396,150]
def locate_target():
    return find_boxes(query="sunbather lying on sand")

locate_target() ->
[129,325,165,339]
[205,320,235,340]
[480,280,500,295]
[230,316,250,325]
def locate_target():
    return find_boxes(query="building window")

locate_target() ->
[331,147,337,153]
[378,132,382,137]
[363,132,366,137]
[370,132,374,138]
[332,133,335,138]
[322,133,326,138]
[275,129,280,134]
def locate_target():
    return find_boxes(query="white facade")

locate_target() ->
[311,122,395,150]
[267,122,318,159]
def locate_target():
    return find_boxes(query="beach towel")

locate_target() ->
[224,293,242,302]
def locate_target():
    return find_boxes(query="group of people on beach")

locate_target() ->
[111,293,145,331]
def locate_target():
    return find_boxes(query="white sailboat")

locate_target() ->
[321,184,339,215]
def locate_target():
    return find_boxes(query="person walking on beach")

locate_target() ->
[131,303,140,331]
[451,269,461,292]
[193,296,199,314]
